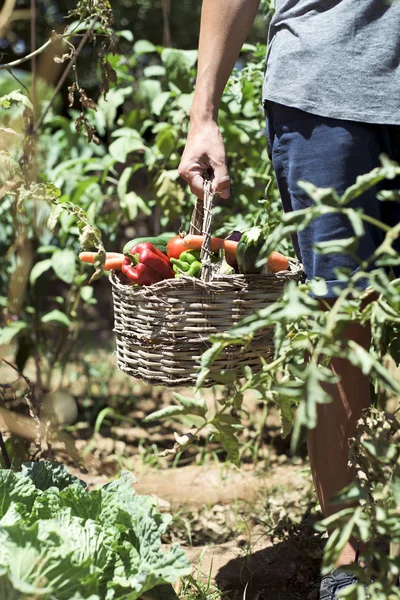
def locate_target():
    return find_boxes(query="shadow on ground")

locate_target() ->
[215,511,324,600]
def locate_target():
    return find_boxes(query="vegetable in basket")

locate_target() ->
[167,234,238,260]
[170,250,202,278]
[267,251,290,273]
[226,230,242,243]
[79,252,125,271]
[123,232,175,255]
[166,235,187,259]
[225,230,242,270]
[216,248,235,275]
[236,228,291,274]
[236,227,266,274]
[122,242,174,285]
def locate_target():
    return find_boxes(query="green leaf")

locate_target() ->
[30,259,52,285]
[161,48,198,91]
[41,310,71,327]
[80,286,94,303]
[0,516,107,598]
[20,461,86,491]
[109,136,145,163]
[161,48,198,71]
[173,92,194,113]
[0,321,27,345]
[143,405,187,422]
[140,79,162,106]
[133,40,157,55]
[156,127,177,158]
[37,245,59,254]
[121,191,152,220]
[346,208,365,237]
[346,341,400,395]
[340,163,399,205]
[152,91,171,116]
[51,249,76,284]
[322,508,359,570]
[209,370,237,385]
[116,29,134,42]
[47,204,63,230]
[0,91,33,112]
[241,43,257,53]
[308,278,328,297]
[117,166,133,201]
[213,419,240,467]
[144,65,166,78]
[279,398,295,438]
[196,342,225,388]
[0,470,37,522]
[0,151,23,189]
[173,393,207,417]
[199,342,224,369]
[298,181,340,206]
[290,363,336,453]
[314,237,358,255]
[330,484,366,505]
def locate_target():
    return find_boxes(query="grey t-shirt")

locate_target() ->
[262,0,400,125]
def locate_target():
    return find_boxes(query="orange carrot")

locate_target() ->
[79,252,125,272]
[182,235,238,258]
[104,256,125,271]
[267,251,289,273]
[79,251,123,264]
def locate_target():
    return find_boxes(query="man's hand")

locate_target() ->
[178,120,230,200]
[177,0,260,200]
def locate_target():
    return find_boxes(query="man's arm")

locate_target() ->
[178,0,260,199]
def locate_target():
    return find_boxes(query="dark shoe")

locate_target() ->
[319,569,358,599]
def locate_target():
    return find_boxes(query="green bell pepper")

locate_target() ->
[170,250,202,278]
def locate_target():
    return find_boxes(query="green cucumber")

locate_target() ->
[123,232,175,255]
[236,227,266,274]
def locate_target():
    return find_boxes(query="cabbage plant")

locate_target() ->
[0,461,190,599]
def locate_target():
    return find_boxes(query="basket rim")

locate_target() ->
[109,264,305,295]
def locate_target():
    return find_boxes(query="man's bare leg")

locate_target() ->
[307,321,371,567]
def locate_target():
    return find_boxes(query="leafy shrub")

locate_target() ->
[0,461,190,599]
[316,409,400,598]
[0,35,283,395]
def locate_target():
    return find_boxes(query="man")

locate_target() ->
[178,1,400,597]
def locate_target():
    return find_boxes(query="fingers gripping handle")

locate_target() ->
[188,178,215,282]
[200,179,214,282]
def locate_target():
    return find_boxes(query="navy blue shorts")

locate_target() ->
[266,102,400,298]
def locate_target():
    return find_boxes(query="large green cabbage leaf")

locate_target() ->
[0,462,190,599]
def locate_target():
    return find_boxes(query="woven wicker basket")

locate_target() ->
[111,181,304,387]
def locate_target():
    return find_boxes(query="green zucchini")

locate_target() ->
[236,227,266,274]
[123,232,175,255]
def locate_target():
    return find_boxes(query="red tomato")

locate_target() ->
[166,235,186,259]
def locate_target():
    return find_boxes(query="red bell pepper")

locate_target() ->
[122,242,174,285]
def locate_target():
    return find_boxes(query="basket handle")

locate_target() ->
[189,178,215,282]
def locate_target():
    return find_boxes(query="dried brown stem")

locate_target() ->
[5,67,30,94]
[34,16,99,133]
[2,359,41,439]
[162,0,172,47]
[30,0,37,114]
